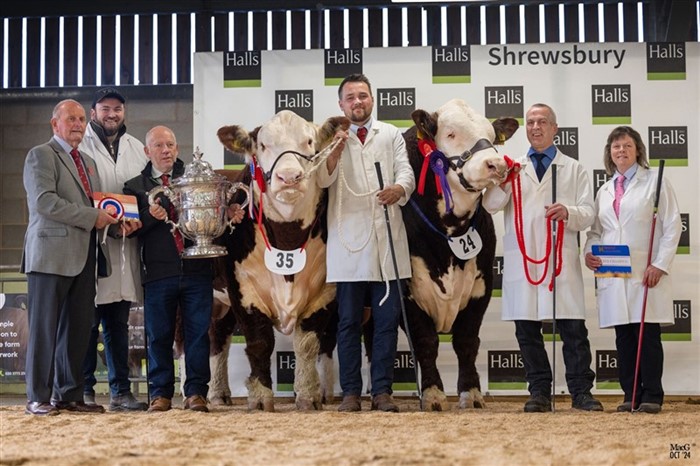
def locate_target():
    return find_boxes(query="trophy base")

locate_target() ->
[181,244,228,258]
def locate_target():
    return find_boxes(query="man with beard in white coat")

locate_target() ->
[78,88,149,411]
[584,126,681,414]
[319,73,415,413]
[483,103,603,413]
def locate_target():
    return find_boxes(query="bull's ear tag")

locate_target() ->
[264,246,307,275]
[448,226,482,260]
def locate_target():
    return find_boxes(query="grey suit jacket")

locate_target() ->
[21,137,111,278]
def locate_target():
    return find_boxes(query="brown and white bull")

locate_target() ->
[214,110,348,411]
[400,99,518,410]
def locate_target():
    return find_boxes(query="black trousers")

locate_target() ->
[515,319,596,397]
[615,323,664,405]
[25,235,97,403]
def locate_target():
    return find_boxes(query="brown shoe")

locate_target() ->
[51,400,105,413]
[147,397,172,412]
[338,395,361,412]
[371,393,399,412]
[184,394,209,412]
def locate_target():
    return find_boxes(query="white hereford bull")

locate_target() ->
[399,99,518,410]
[214,110,348,411]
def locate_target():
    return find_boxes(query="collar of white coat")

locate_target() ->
[350,118,373,135]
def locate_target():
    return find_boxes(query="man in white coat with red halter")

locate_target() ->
[483,103,603,413]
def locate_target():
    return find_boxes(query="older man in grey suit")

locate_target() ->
[21,99,121,415]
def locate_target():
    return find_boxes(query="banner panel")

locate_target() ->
[194,42,700,397]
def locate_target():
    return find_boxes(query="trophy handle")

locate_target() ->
[226,182,251,231]
[147,185,179,232]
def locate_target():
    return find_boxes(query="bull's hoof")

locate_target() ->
[295,397,322,411]
[458,388,486,409]
[420,386,449,412]
[248,398,275,412]
[245,378,275,412]
[209,395,233,406]
[320,393,334,405]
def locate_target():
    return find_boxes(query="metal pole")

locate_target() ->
[631,159,666,412]
[551,164,557,413]
[374,162,421,399]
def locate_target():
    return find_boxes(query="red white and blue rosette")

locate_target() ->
[97,196,125,220]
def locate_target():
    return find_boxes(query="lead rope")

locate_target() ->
[336,157,377,253]
[337,153,393,305]
[510,172,564,291]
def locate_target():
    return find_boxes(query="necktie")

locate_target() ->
[613,174,625,218]
[533,153,547,181]
[70,149,93,198]
[357,126,367,145]
[160,174,185,254]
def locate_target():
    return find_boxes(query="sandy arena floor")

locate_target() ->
[1,395,698,466]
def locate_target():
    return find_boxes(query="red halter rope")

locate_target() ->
[505,155,564,291]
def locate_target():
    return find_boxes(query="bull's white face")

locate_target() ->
[433,99,508,200]
[254,111,319,221]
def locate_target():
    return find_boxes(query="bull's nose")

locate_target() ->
[486,157,507,173]
[485,159,509,181]
[276,169,304,185]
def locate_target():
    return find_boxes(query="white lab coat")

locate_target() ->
[483,151,594,321]
[80,123,149,304]
[584,165,681,328]
[317,120,415,282]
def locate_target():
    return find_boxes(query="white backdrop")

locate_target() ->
[193,42,699,397]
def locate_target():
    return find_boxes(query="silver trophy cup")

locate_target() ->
[147,148,250,258]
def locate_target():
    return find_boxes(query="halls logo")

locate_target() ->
[647,43,686,80]
[595,350,620,390]
[554,127,579,160]
[662,300,691,341]
[678,213,690,254]
[223,51,262,88]
[376,88,415,127]
[492,255,503,297]
[591,84,631,125]
[324,49,362,86]
[276,351,295,392]
[648,126,688,167]
[487,350,526,390]
[392,351,417,392]
[593,169,611,196]
[432,46,471,84]
[485,86,523,124]
[275,90,313,121]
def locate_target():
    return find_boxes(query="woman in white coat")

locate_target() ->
[585,126,681,414]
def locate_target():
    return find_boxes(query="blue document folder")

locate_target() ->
[592,245,632,278]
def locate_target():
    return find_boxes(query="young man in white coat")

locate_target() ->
[584,126,681,413]
[483,103,603,412]
[78,88,149,411]
[319,73,415,413]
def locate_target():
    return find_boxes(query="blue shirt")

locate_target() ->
[54,135,74,155]
[527,145,557,172]
[613,163,638,191]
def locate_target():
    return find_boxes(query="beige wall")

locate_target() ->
[0,85,194,269]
